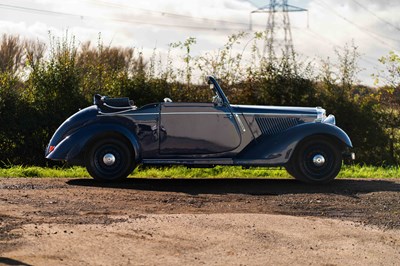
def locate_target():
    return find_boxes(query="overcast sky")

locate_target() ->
[0,0,399,86]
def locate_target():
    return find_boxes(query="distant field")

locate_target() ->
[0,165,399,179]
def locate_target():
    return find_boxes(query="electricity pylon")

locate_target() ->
[250,0,307,66]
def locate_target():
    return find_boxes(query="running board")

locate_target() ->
[142,158,233,166]
[141,158,281,167]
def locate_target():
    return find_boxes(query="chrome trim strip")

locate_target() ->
[99,111,316,117]
[242,113,316,117]
[98,112,159,116]
[161,112,225,115]
[98,109,137,115]
[234,114,246,132]
[103,103,136,110]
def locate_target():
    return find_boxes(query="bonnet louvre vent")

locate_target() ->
[255,117,302,135]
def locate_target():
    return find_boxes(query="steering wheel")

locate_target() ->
[163,97,173,103]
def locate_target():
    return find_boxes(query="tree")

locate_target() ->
[0,34,24,75]
[373,51,400,164]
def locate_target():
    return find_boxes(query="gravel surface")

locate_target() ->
[0,178,399,265]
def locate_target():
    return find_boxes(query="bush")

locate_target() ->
[0,33,398,166]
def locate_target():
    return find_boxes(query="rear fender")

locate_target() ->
[236,123,352,164]
[46,123,140,164]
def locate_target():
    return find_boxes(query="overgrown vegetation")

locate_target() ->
[0,32,399,167]
[0,165,399,179]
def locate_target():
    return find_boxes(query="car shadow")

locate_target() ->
[66,178,400,196]
[0,257,32,266]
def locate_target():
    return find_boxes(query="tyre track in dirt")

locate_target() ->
[1,178,399,265]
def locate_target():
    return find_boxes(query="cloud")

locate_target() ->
[0,20,53,42]
[0,0,398,86]
[306,0,399,55]
[327,0,400,11]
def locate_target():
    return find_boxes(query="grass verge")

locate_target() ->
[0,165,399,179]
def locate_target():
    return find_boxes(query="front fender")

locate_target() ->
[236,122,352,164]
[46,123,141,164]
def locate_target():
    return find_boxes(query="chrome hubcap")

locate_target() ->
[312,154,326,167]
[103,153,116,166]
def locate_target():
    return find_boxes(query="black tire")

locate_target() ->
[85,137,135,182]
[285,163,302,181]
[288,137,342,184]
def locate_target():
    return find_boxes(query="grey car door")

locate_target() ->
[159,102,241,155]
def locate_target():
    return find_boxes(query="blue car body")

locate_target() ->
[46,76,354,183]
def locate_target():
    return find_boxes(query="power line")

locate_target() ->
[0,2,308,33]
[349,0,400,32]
[86,0,251,28]
[315,1,399,51]
[318,0,400,44]
[90,0,309,31]
[0,3,248,32]
[0,3,82,18]
[304,28,379,68]
[300,27,384,83]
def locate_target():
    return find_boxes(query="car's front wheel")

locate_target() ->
[286,137,342,184]
[85,137,135,182]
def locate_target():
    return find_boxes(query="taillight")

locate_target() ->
[48,146,55,153]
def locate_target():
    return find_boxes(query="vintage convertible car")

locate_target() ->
[46,76,354,183]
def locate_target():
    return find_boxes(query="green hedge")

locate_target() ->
[0,33,399,166]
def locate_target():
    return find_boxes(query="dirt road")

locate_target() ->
[1,178,399,265]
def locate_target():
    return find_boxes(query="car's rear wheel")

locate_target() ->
[287,137,342,184]
[285,163,301,181]
[85,137,135,182]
